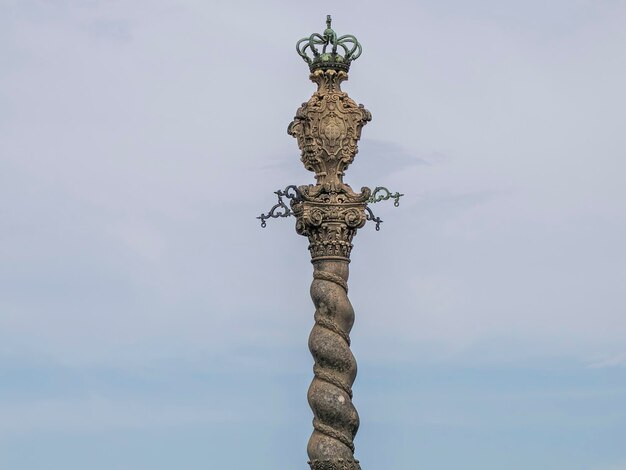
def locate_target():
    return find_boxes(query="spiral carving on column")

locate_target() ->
[307,260,361,470]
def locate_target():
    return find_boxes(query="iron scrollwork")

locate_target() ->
[257,185,302,228]
[363,186,403,230]
[365,206,383,231]
[368,186,403,207]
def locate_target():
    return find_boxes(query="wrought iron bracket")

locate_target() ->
[257,185,302,228]
[258,185,402,231]
[365,186,403,231]
[365,206,383,231]
[368,186,403,206]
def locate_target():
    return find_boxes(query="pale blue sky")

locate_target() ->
[1,1,626,469]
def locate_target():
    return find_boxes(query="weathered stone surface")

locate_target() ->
[288,63,369,469]
[288,68,371,187]
[309,458,362,470]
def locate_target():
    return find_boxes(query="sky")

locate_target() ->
[1,0,626,468]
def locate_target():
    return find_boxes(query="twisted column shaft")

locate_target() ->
[308,259,361,470]
[287,62,372,470]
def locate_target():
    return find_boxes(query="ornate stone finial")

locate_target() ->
[296,15,362,72]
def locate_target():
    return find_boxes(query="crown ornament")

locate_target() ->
[296,15,362,72]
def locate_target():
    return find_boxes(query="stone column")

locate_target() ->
[288,64,371,470]
[257,16,402,470]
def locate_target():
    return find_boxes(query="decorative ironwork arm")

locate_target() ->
[365,206,383,231]
[368,186,403,207]
[257,185,302,228]
[364,187,403,230]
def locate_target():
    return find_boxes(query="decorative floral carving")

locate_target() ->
[291,183,369,262]
[288,69,371,186]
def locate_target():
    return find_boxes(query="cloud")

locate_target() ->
[588,353,626,369]
[597,462,626,470]
[2,2,626,469]
[87,18,132,43]
[0,0,625,370]
[0,396,219,436]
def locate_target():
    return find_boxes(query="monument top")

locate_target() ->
[296,15,362,72]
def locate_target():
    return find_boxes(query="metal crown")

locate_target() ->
[296,15,362,72]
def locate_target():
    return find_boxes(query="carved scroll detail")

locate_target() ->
[288,69,371,186]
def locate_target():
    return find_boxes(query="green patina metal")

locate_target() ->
[368,187,404,207]
[296,15,362,72]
